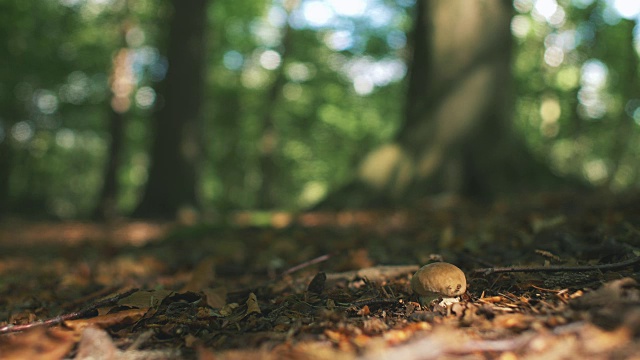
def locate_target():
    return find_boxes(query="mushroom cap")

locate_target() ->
[411,262,467,297]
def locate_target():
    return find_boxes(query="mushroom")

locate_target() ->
[410,262,467,306]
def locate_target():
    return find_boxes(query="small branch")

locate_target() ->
[0,288,138,334]
[473,256,640,276]
[227,254,333,302]
[280,253,331,277]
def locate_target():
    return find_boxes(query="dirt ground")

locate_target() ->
[1,192,639,359]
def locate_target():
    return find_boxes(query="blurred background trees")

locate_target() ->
[1,0,639,220]
[132,0,209,219]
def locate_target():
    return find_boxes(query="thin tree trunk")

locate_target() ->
[133,0,209,219]
[256,7,296,209]
[0,139,11,220]
[606,20,638,188]
[94,19,131,221]
[93,108,125,220]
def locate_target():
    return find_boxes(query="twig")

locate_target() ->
[61,285,120,311]
[0,288,138,334]
[227,254,332,302]
[280,253,331,277]
[473,256,640,276]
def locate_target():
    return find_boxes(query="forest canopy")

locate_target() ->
[1,0,639,219]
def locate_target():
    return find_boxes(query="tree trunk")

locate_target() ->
[606,19,639,188]
[320,0,561,208]
[93,107,125,220]
[93,19,131,221]
[133,0,209,219]
[256,6,297,209]
[0,139,11,220]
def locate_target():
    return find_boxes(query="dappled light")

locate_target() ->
[11,122,34,143]
[0,220,169,247]
[1,0,639,215]
[539,96,561,137]
[258,49,282,70]
[3,1,640,358]
[134,86,156,109]
[578,59,608,119]
[612,0,640,19]
[512,0,640,188]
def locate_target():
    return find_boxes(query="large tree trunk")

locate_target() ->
[321,0,560,208]
[133,0,209,219]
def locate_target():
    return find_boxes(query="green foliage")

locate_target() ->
[512,0,640,190]
[204,0,408,210]
[3,0,639,218]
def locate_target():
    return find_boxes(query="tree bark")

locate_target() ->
[93,107,125,220]
[93,18,131,221]
[133,0,209,218]
[0,139,11,220]
[319,0,562,208]
[606,19,639,188]
[256,6,297,209]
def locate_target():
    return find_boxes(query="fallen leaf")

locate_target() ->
[181,257,216,292]
[246,293,261,315]
[307,271,327,294]
[202,286,227,309]
[219,303,239,317]
[117,290,173,309]
[0,327,76,360]
[65,308,147,331]
[184,334,199,348]
[357,305,370,316]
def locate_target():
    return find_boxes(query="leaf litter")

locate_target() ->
[0,192,639,359]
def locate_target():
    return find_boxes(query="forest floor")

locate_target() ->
[1,192,640,359]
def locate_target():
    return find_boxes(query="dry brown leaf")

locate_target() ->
[325,329,347,343]
[246,292,261,315]
[493,313,535,331]
[362,317,388,334]
[0,327,76,360]
[357,305,370,316]
[196,344,217,360]
[184,334,199,348]
[202,286,227,309]
[383,322,431,345]
[181,257,216,292]
[117,289,173,309]
[64,308,147,331]
[352,333,371,347]
[219,302,239,317]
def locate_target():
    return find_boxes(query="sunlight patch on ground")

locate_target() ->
[0,221,171,246]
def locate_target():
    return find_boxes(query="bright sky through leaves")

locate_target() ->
[295,0,405,95]
[611,0,640,19]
